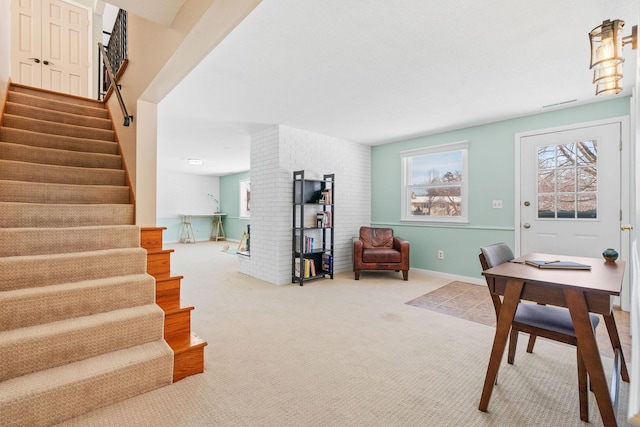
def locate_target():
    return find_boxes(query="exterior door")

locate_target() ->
[11,0,89,97]
[519,120,630,308]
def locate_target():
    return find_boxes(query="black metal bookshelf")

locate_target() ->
[292,170,334,285]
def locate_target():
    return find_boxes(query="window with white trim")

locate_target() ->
[400,141,468,223]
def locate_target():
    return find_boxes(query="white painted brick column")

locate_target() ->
[239,125,371,285]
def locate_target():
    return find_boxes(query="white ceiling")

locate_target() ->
[155,0,639,176]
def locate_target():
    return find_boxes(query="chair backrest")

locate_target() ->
[480,243,515,269]
[479,243,515,318]
[359,226,394,249]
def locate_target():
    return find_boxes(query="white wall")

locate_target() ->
[239,125,371,285]
[157,171,220,216]
[156,170,220,242]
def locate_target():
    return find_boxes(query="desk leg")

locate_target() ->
[479,279,524,412]
[603,313,630,382]
[564,288,617,427]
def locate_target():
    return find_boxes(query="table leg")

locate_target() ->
[603,313,630,382]
[564,288,617,427]
[479,279,524,412]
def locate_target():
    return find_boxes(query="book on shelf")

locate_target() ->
[318,189,332,204]
[315,211,332,228]
[304,259,309,278]
[310,259,316,276]
[322,252,333,273]
[303,236,315,252]
[295,257,301,277]
[524,260,591,270]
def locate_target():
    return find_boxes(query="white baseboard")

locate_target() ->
[414,267,484,286]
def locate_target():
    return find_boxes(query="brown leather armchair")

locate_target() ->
[353,226,410,280]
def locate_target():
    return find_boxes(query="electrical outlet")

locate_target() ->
[492,200,503,209]
[438,250,444,260]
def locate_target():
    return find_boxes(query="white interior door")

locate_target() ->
[11,0,89,97]
[11,0,43,88]
[519,120,630,308]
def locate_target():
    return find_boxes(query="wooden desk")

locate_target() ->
[480,253,628,426]
[179,214,226,243]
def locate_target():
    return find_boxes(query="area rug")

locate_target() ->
[405,281,495,326]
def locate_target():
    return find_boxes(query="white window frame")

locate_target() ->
[400,141,468,223]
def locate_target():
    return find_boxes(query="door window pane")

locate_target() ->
[536,141,597,219]
[538,195,555,218]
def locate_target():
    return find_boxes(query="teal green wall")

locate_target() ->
[372,98,630,280]
[220,171,250,241]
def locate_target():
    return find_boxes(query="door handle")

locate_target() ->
[621,225,633,231]
[28,57,40,63]
[43,60,54,65]
[523,223,531,229]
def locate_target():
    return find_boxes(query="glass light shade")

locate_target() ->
[592,61,623,84]
[595,79,623,96]
[589,20,625,70]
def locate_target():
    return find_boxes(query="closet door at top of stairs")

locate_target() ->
[11,0,89,97]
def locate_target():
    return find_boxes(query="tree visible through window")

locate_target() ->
[537,141,597,219]
[401,141,468,222]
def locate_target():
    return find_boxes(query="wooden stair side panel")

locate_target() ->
[140,227,165,251]
[173,335,207,382]
[146,249,173,280]
[140,227,207,382]
[164,306,193,348]
[155,276,183,311]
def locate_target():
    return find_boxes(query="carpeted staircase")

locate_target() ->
[0,84,174,426]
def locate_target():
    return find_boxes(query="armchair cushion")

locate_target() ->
[363,248,401,263]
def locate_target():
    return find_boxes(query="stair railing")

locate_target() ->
[99,42,133,126]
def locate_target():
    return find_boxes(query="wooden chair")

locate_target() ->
[479,243,600,422]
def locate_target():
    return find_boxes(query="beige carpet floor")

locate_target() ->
[56,241,631,427]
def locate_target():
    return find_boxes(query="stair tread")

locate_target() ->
[0,247,148,292]
[0,339,172,396]
[0,180,130,205]
[0,127,119,154]
[156,275,185,282]
[164,304,195,315]
[0,224,141,257]
[9,83,105,108]
[7,93,109,119]
[0,273,156,331]
[6,102,112,130]
[2,114,115,141]
[0,304,164,381]
[0,201,135,228]
[0,304,162,340]
[173,333,208,354]
[0,159,125,186]
[0,140,122,167]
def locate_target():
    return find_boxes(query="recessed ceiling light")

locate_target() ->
[187,158,204,165]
